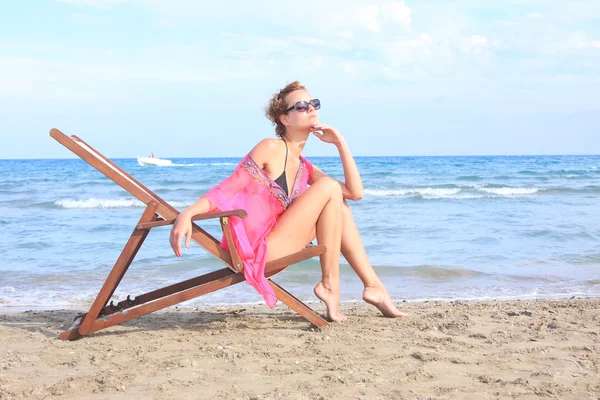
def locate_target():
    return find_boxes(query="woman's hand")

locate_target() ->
[310,124,344,146]
[169,212,193,257]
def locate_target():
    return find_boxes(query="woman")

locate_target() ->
[170,81,407,322]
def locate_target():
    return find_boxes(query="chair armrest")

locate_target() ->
[136,209,248,230]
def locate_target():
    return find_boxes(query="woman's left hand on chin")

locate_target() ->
[310,124,344,146]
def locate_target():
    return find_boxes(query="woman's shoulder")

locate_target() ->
[249,138,280,168]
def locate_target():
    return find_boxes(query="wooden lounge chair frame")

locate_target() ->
[50,128,329,340]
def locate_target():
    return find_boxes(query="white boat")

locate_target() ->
[137,156,172,167]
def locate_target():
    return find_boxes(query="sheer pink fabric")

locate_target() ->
[202,153,314,307]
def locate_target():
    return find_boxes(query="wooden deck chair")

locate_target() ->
[50,128,329,340]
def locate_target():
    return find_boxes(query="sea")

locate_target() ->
[1,154,599,311]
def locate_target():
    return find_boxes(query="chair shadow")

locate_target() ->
[0,306,326,341]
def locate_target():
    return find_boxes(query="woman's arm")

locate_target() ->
[170,139,273,257]
[170,198,215,257]
[180,197,215,219]
[309,124,364,200]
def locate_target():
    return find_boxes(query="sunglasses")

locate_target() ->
[284,98,321,114]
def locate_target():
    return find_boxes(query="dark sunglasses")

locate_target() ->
[284,98,321,114]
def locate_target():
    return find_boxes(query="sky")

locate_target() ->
[1,0,599,159]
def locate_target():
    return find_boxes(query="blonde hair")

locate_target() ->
[265,81,306,138]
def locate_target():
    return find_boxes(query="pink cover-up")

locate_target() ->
[202,153,314,308]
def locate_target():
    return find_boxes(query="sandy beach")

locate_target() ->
[1,298,599,400]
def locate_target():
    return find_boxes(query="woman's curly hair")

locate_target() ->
[265,81,306,138]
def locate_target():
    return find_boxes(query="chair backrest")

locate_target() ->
[51,129,162,205]
[50,128,231,264]
[75,138,154,199]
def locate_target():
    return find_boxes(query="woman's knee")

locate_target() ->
[315,177,343,199]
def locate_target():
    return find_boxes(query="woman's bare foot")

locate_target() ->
[363,286,409,317]
[314,281,347,322]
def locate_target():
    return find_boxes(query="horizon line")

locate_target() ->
[2,153,600,161]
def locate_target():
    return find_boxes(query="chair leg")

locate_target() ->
[60,275,329,340]
[60,268,246,340]
[268,279,329,328]
[60,276,327,340]
[59,218,328,339]
[77,202,159,336]
[62,268,237,333]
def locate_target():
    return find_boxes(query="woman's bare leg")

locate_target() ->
[266,177,346,322]
[339,201,408,317]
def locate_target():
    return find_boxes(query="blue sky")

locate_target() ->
[1,0,599,159]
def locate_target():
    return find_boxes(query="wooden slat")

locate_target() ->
[59,317,85,340]
[50,129,156,205]
[78,273,249,336]
[60,270,240,340]
[60,267,237,339]
[269,280,329,327]
[50,129,234,267]
[79,203,159,335]
[137,209,248,230]
[60,245,327,339]
[68,246,324,326]
[64,263,329,339]
[264,245,326,276]
[221,217,244,272]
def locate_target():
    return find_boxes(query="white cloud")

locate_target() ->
[407,33,432,48]
[313,56,325,68]
[0,56,108,100]
[340,30,355,39]
[460,35,489,53]
[357,1,411,32]
[56,0,126,8]
[569,33,600,49]
[382,1,412,29]
[58,0,412,39]
[527,12,543,19]
[342,62,357,76]
[0,50,272,101]
[357,5,381,32]
[380,32,433,66]
[14,0,596,102]
[542,32,600,54]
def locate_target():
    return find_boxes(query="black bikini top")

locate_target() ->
[273,139,289,195]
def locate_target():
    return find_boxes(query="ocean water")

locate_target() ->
[1,154,599,310]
